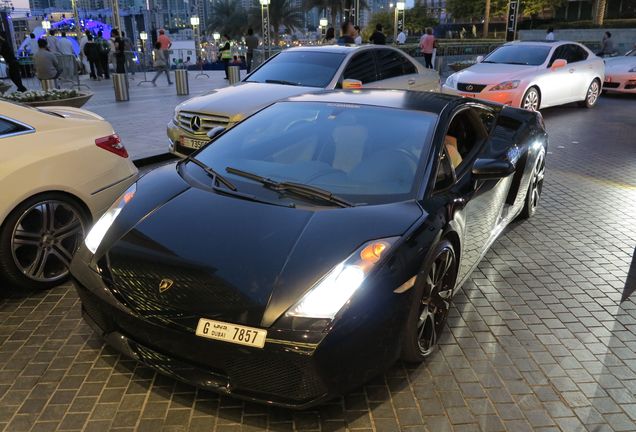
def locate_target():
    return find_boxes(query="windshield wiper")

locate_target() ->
[211,185,294,208]
[264,79,302,86]
[503,61,529,65]
[186,157,237,191]
[226,166,354,208]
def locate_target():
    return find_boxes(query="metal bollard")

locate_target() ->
[40,79,56,91]
[113,73,129,101]
[175,69,189,95]
[228,65,240,84]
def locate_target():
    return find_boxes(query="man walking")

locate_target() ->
[96,30,110,79]
[0,31,27,92]
[370,23,386,45]
[396,28,406,44]
[57,31,76,81]
[157,29,172,69]
[219,34,232,79]
[244,28,258,74]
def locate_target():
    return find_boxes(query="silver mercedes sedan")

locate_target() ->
[442,41,605,111]
[168,45,440,156]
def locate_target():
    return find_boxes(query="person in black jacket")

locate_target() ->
[370,23,386,45]
[111,29,126,74]
[0,31,27,92]
[83,33,101,79]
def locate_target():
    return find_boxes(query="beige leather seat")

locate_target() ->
[444,135,462,169]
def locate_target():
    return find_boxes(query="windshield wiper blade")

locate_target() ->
[186,157,237,191]
[504,61,529,65]
[226,166,354,208]
[264,79,302,86]
[211,185,294,208]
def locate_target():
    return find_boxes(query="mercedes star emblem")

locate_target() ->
[190,116,202,132]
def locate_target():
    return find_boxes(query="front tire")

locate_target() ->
[519,149,546,219]
[521,87,541,111]
[0,193,88,290]
[402,240,458,362]
[578,79,600,108]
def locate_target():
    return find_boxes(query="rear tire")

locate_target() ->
[578,79,600,108]
[521,87,541,111]
[519,149,546,219]
[0,193,89,290]
[401,240,458,363]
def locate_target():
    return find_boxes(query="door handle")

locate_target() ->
[408,79,416,85]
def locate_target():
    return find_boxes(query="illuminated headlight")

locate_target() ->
[445,74,458,89]
[490,80,520,91]
[286,237,399,319]
[84,184,136,254]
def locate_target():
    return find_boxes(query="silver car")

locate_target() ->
[442,41,604,111]
[168,45,440,156]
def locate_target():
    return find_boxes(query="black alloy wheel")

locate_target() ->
[0,193,88,290]
[402,240,458,362]
[520,149,546,219]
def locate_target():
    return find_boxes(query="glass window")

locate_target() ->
[342,51,377,84]
[194,102,438,205]
[376,49,415,80]
[434,149,455,191]
[566,44,588,63]
[0,118,29,137]
[483,45,552,66]
[548,45,568,66]
[246,51,346,88]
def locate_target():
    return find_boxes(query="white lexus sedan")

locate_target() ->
[442,41,604,111]
[167,45,440,156]
[603,48,636,94]
[0,101,138,290]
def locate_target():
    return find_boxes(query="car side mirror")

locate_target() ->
[476,55,484,63]
[551,58,567,70]
[472,158,515,179]
[342,78,363,89]
[207,126,225,139]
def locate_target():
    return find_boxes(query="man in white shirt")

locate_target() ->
[545,28,555,41]
[28,33,39,55]
[397,29,406,45]
[46,30,59,53]
[56,31,76,80]
[354,25,362,45]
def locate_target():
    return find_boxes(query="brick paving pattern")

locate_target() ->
[0,93,635,431]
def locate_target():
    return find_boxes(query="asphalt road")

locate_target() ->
[0,93,634,432]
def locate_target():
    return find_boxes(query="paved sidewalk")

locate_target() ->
[20,70,230,160]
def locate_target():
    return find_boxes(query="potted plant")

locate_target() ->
[1,89,93,108]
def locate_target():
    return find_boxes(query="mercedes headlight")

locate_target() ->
[286,237,399,319]
[445,74,458,89]
[490,80,520,91]
[84,183,136,254]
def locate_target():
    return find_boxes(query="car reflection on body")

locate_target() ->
[0,101,137,290]
[443,40,604,111]
[167,45,440,156]
[603,48,636,94]
[72,90,547,408]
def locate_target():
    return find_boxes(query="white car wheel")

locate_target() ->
[521,88,540,111]
[579,80,600,108]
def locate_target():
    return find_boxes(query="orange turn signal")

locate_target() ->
[360,241,389,264]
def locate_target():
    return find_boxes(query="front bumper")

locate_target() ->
[442,84,523,107]
[603,73,636,93]
[70,250,406,408]
[166,120,200,158]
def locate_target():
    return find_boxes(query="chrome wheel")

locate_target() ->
[522,88,540,111]
[417,246,456,357]
[10,200,85,283]
[529,152,546,211]
[586,81,600,106]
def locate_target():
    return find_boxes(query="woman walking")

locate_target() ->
[419,27,436,69]
[151,41,173,85]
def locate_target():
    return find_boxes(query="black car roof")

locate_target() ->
[285,90,461,115]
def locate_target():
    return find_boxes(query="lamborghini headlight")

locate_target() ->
[84,183,136,254]
[286,237,399,319]
[490,80,520,91]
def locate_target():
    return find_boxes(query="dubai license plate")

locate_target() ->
[180,136,209,149]
[195,318,267,348]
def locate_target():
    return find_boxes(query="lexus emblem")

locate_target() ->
[190,116,201,132]
[159,279,174,293]
[466,84,474,91]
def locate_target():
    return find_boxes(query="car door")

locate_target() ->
[566,44,594,101]
[540,44,578,106]
[441,106,516,281]
[339,50,379,87]
[366,48,422,91]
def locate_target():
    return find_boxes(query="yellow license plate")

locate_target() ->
[195,319,267,348]
[180,136,209,149]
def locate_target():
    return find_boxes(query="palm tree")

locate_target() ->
[206,0,248,38]
[269,0,304,35]
[593,0,607,25]
[305,0,368,32]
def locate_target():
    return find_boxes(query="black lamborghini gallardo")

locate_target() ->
[71,90,548,408]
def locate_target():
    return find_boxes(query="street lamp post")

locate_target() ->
[259,0,270,59]
[394,1,405,43]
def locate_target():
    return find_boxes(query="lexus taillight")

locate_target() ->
[95,134,128,158]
